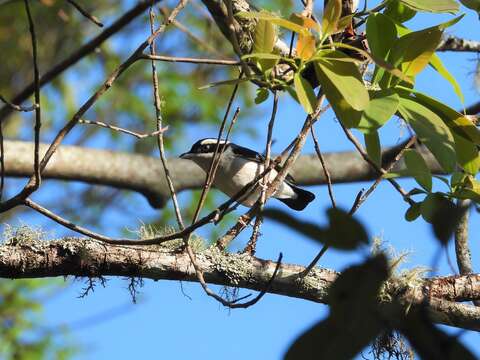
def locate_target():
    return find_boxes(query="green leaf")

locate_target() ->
[402,88,480,144]
[384,0,417,22]
[404,149,433,191]
[405,202,421,221]
[254,88,269,104]
[364,131,382,167]
[398,96,456,173]
[357,89,400,133]
[322,0,342,37]
[452,132,480,175]
[399,0,459,13]
[314,50,369,111]
[294,73,317,114]
[241,53,283,60]
[237,11,310,36]
[366,14,398,85]
[388,16,463,80]
[429,54,464,104]
[366,14,398,61]
[253,19,276,54]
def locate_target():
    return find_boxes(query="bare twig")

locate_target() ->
[311,126,336,209]
[149,2,187,230]
[66,0,104,27]
[0,95,36,112]
[79,119,168,139]
[349,136,417,214]
[244,91,279,255]
[24,0,42,191]
[140,54,240,65]
[190,72,243,225]
[339,122,413,205]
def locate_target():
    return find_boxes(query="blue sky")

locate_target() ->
[2,0,480,358]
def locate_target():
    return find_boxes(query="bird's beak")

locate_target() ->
[180,152,192,159]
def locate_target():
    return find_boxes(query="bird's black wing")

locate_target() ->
[230,144,297,184]
[230,144,265,163]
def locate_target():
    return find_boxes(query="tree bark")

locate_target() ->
[1,234,479,331]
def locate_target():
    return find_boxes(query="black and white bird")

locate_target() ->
[180,138,315,211]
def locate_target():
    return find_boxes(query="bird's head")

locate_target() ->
[180,138,230,169]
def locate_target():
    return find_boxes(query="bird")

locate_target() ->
[180,138,315,211]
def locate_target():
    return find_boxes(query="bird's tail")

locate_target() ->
[278,186,315,211]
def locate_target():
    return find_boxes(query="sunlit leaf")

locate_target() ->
[296,34,316,60]
[237,11,310,36]
[357,89,400,133]
[429,54,464,104]
[399,0,459,13]
[322,0,342,37]
[314,50,369,111]
[253,19,276,54]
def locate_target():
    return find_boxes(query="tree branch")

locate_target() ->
[1,140,443,208]
[0,236,479,331]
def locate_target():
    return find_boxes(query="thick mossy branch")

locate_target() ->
[0,228,479,331]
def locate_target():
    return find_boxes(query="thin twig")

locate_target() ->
[0,95,36,112]
[349,136,417,214]
[311,126,336,209]
[339,122,412,205]
[190,72,243,225]
[66,0,104,27]
[79,119,168,139]
[140,54,240,65]
[149,2,187,229]
[243,91,279,255]
[301,134,417,278]
[24,0,42,191]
